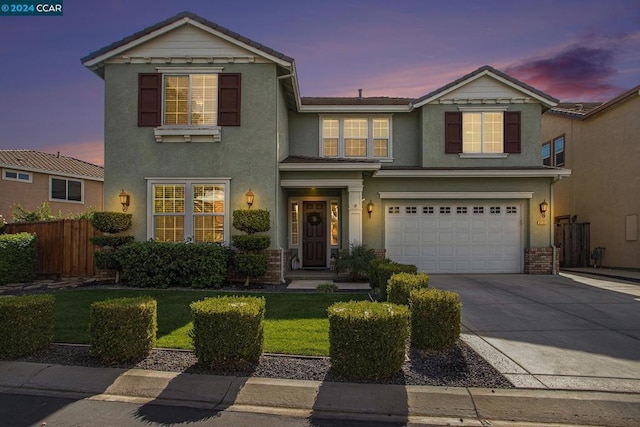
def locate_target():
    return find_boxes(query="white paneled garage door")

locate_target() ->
[385,203,522,273]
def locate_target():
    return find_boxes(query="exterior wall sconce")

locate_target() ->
[119,190,130,212]
[366,200,374,218]
[539,199,549,218]
[245,189,255,208]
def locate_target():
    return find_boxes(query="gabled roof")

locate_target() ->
[0,150,104,181]
[413,65,559,108]
[81,11,294,75]
[548,85,640,120]
[301,97,414,106]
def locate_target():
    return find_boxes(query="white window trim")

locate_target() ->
[146,178,231,243]
[49,176,84,204]
[154,67,224,143]
[319,115,393,160]
[2,169,32,183]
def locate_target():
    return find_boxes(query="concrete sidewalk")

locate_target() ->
[1,361,639,426]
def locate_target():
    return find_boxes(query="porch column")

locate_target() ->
[347,183,363,244]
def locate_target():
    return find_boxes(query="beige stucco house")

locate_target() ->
[542,86,640,269]
[0,150,104,221]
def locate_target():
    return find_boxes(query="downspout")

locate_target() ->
[276,73,293,284]
[550,175,565,274]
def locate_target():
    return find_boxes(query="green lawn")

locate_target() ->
[54,289,368,356]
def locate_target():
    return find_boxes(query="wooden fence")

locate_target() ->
[4,219,101,278]
[554,222,591,268]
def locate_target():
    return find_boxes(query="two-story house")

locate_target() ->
[543,87,639,270]
[82,12,570,282]
[0,150,103,220]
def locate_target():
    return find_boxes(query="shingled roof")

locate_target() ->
[0,150,104,181]
[301,97,414,106]
[548,85,640,119]
[81,11,294,74]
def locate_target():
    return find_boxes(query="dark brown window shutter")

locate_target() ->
[504,111,521,153]
[445,112,462,154]
[218,73,241,126]
[138,74,162,127]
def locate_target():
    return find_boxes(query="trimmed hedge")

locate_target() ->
[373,262,418,301]
[368,258,393,291]
[190,296,265,367]
[231,235,270,251]
[232,209,270,234]
[115,241,230,288]
[89,235,135,248]
[0,295,54,359]
[0,233,38,285]
[328,301,409,380]
[89,296,157,363]
[91,212,132,233]
[233,253,268,280]
[409,288,461,350]
[387,272,430,305]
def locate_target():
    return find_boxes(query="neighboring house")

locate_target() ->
[0,150,104,220]
[542,86,640,270]
[82,11,569,282]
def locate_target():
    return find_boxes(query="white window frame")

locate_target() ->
[2,169,32,183]
[458,106,509,158]
[146,178,230,243]
[319,115,393,160]
[154,67,223,143]
[49,176,84,204]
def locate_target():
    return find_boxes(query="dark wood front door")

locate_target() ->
[303,201,326,267]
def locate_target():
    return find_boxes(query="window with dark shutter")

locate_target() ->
[445,112,462,154]
[138,74,162,127]
[218,73,241,126]
[503,111,521,153]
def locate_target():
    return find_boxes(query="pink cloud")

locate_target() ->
[40,140,104,166]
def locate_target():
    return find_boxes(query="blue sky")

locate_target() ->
[1,0,638,165]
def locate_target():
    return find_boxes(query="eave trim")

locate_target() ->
[373,168,572,178]
[379,191,534,199]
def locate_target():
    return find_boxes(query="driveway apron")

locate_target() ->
[430,272,640,392]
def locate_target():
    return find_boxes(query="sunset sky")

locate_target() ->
[1,0,638,166]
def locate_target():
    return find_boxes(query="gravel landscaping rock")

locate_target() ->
[20,342,513,388]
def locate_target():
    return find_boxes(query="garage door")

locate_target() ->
[385,203,522,273]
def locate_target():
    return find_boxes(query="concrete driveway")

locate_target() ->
[430,272,640,392]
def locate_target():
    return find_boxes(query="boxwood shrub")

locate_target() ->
[89,296,157,363]
[115,241,230,288]
[190,296,265,367]
[0,295,54,359]
[232,209,270,234]
[91,212,132,233]
[387,272,430,305]
[0,232,38,285]
[373,262,418,301]
[328,301,409,380]
[409,288,461,350]
[231,235,270,251]
[89,235,135,248]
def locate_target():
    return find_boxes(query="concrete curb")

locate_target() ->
[1,361,639,426]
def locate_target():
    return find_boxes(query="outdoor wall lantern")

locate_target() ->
[119,190,130,212]
[366,200,374,218]
[245,189,255,208]
[539,199,549,218]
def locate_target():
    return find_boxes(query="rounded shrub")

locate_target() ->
[231,235,270,251]
[0,232,38,285]
[0,295,54,359]
[387,272,430,305]
[409,288,461,350]
[232,209,270,234]
[89,296,157,363]
[90,212,132,233]
[190,296,265,367]
[328,301,409,380]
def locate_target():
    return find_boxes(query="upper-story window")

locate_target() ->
[138,71,240,142]
[462,112,503,153]
[163,74,218,126]
[445,110,520,155]
[321,117,391,159]
[543,135,565,166]
[50,177,83,203]
[2,169,32,183]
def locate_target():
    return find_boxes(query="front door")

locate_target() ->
[303,201,326,267]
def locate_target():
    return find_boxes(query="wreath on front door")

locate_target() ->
[307,212,322,226]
